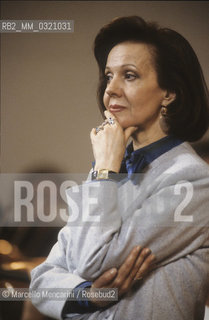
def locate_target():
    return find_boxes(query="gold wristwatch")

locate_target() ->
[91,169,117,180]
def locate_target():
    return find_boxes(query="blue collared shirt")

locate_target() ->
[120,135,183,177]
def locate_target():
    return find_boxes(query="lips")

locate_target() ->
[109,104,126,113]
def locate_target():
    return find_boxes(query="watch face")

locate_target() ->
[97,169,108,180]
[92,169,117,181]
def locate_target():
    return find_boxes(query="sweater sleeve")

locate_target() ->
[30,228,88,320]
[64,160,209,281]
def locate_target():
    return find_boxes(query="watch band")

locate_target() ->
[91,169,117,181]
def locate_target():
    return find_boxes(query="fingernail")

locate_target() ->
[110,268,117,274]
[134,275,143,281]
[145,248,151,254]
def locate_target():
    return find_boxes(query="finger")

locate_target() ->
[99,120,109,129]
[119,248,152,293]
[90,128,97,139]
[104,110,116,121]
[92,268,118,289]
[102,119,109,126]
[134,253,156,280]
[129,248,152,280]
[104,110,119,127]
[124,126,138,143]
[111,246,142,287]
[117,245,142,277]
[91,125,104,137]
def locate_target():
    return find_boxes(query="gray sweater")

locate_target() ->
[30,142,209,320]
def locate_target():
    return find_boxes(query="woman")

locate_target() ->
[30,16,209,319]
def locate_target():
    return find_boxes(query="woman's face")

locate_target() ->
[103,41,167,130]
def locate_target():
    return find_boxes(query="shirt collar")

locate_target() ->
[120,135,183,176]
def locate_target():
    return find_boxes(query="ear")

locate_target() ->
[162,91,176,106]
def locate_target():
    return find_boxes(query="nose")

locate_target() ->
[105,76,123,97]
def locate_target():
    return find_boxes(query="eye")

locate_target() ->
[124,72,138,81]
[105,72,113,83]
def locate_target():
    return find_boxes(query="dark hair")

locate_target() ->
[94,16,209,142]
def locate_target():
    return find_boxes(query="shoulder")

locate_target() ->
[140,142,209,196]
[150,142,209,181]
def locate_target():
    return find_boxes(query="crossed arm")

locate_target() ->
[88,245,156,308]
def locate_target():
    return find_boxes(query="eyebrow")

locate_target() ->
[105,63,137,70]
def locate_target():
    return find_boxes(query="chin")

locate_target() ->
[118,118,139,129]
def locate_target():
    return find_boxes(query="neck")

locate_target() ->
[132,122,167,151]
